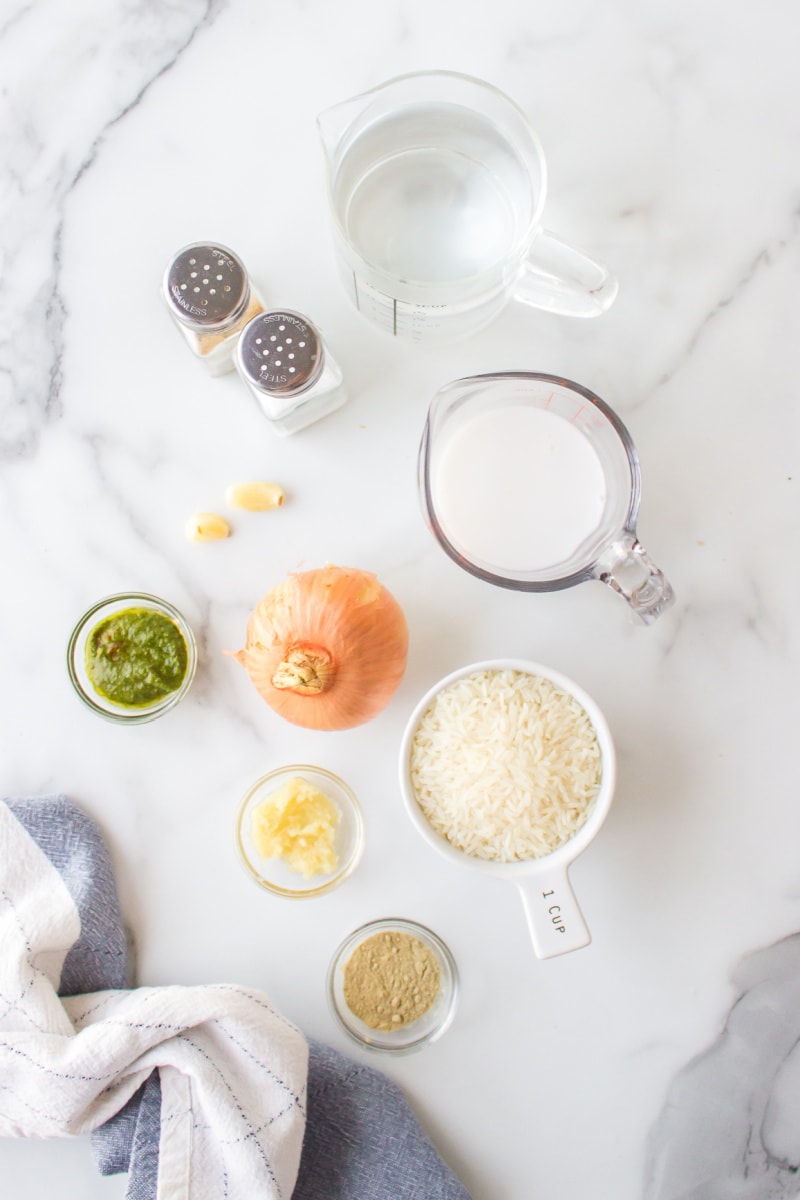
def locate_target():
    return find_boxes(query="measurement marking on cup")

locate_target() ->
[542,889,566,934]
[352,271,360,312]
[393,297,397,336]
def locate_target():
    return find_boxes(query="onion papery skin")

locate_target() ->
[233,565,409,730]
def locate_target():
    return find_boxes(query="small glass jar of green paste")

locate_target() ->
[67,593,197,724]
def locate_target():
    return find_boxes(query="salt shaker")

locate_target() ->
[234,309,346,436]
[162,242,265,376]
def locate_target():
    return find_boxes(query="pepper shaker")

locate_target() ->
[234,309,347,436]
[162,242,265,376]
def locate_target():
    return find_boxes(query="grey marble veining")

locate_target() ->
[645,934,800,1200]
[0,0,224,460]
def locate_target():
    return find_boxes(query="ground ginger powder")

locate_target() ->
[343,930,440,1031]
[251,776,339,879]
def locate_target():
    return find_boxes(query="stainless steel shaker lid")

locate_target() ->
[237,310,324,396]
[163,243,250,330]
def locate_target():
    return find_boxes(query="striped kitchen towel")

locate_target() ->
[0,795,308,1200]
[0,794,473,1200]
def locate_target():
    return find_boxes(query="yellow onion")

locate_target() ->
[232,565,409,730]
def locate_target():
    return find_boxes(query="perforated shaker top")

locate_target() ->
[164,243,250,330]
[237,311,324,396]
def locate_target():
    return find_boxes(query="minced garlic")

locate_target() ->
[251,776,339,879]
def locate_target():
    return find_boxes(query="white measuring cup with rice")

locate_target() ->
[399,659,616,959]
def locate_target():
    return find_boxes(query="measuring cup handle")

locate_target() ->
[517,867,591,958]
[596,534,675,625]
[514,228,618,318]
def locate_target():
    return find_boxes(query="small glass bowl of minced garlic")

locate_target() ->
[235,765,364,898]
[327,918,459,1053]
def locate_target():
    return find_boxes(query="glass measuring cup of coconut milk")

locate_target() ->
[317,71,618,343]
[419,373,675,623]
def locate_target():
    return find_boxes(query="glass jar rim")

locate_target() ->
[66,591,197,724]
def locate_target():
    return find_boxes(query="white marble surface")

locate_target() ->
[1,1,799,1197]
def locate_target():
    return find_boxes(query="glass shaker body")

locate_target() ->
[235,309,346,436]
[162,242,265,377]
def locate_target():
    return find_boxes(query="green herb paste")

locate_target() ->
[85,607,188,708]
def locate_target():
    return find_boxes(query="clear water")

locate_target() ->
[346,147,516,283]
[335,104,533,287]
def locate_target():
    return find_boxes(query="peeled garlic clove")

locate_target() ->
[185,512,231,542]
[225,482,284,511]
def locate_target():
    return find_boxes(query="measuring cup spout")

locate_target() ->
[316,94,364,168]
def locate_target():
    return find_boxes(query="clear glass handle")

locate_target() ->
[517,866,591,959]
[596,533,675,624]
[514,228,619,318]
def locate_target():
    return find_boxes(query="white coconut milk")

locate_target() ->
[431,404,607,573]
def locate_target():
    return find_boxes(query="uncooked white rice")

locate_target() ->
[409,668,602,862]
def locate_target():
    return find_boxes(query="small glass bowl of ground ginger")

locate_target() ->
[327,918,459,1054]
[67,592,197,724]
[235,765,364,898]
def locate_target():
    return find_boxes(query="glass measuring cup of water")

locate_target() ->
[420,373,675,623]
[317,71,618,343]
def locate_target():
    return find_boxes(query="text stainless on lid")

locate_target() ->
[237,311,323,396]
[164,243,249,329]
